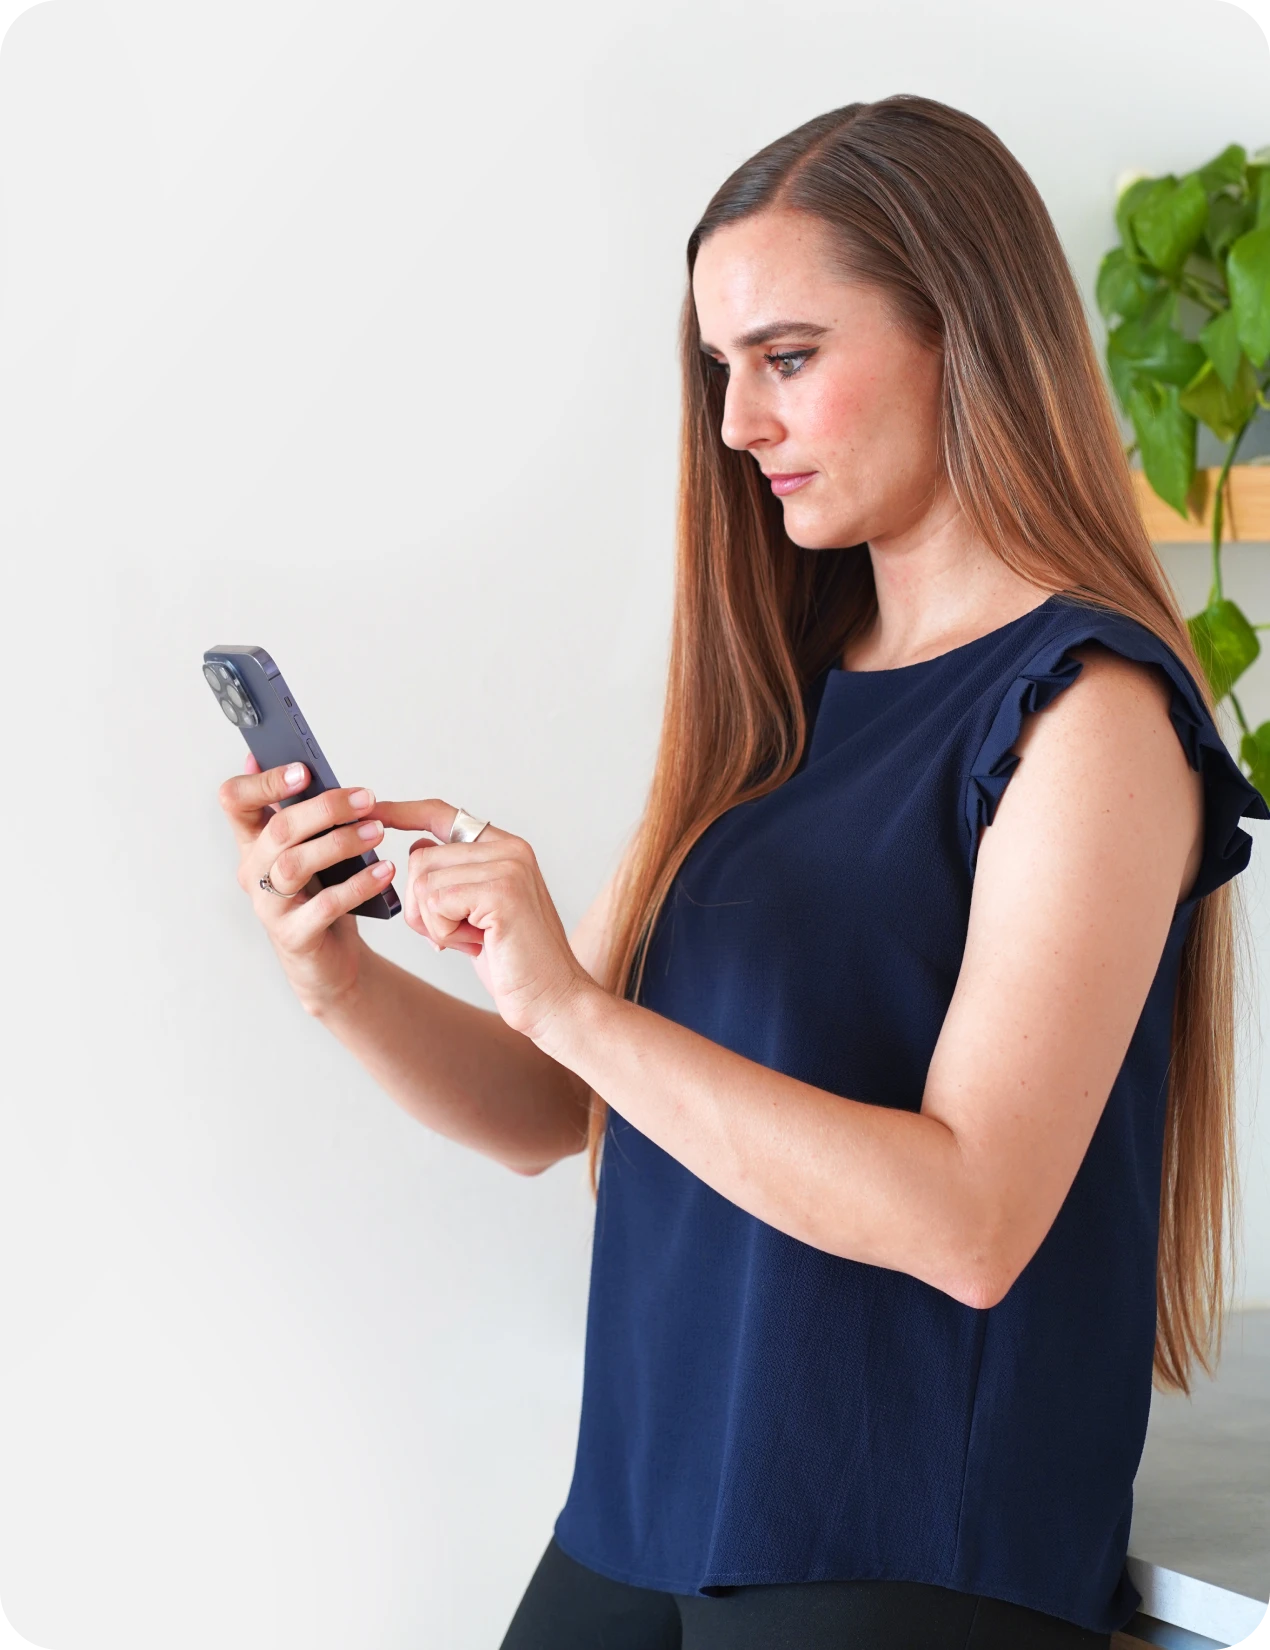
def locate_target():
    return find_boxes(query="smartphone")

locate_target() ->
[203,644,401,919]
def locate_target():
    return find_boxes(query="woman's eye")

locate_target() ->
[764,349,815,379]
[706,356,729,378]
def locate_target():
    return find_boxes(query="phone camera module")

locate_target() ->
[204,658,260,726]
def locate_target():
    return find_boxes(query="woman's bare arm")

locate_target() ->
[310,948,589,1173]
[216,749,633,1176]
[527,650,1205,1305]
[313,848,629,1174]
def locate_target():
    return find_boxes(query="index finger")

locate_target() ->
[374,799,505,842]
[217,758,311,847]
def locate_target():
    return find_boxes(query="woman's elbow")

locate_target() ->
[949,1267,1014,1312]
[944,1230,1025,1311]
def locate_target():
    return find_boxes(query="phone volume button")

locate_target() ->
[293,712,310,735]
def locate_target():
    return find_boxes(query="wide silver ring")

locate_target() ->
[259,871,295,898]
[448,807,489,844]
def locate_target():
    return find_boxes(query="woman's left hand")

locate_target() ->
[373,799,599,1043]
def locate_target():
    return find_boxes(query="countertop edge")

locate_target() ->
[1125,1556,1268,1643]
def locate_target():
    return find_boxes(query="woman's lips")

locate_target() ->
[767,472,816,497]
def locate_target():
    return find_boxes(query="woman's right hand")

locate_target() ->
[218,754,395,1016]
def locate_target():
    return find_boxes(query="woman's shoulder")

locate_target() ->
[1007,591,1203,692]
[1024,631,1182,748]
[981,590,1227,762]
[965,591,1270,899]
[1006,635,1206,895]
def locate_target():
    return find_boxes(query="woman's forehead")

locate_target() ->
[693,221,888,341]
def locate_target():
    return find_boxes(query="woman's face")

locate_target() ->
[691,208,946,551]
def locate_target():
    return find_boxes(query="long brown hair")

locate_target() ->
[586,93,1246,1395]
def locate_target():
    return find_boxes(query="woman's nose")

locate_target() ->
[719,379,783,452]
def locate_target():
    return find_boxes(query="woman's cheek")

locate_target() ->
[778,385,871,546]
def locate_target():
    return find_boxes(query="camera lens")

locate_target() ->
[220,697,239,724]
[225,679,245,708]
[203,664,222,691]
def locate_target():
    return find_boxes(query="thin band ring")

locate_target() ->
[259,871,295,898]
[448,807,490,844]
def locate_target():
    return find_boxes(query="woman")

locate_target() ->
[217,95,1268,1647]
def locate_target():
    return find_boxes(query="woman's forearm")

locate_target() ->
[314,943,592,1174]
[534,984,984,1303]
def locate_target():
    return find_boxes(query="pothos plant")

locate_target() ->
[1099,142,1270,798]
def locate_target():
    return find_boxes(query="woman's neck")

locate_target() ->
[841,511,1056,671]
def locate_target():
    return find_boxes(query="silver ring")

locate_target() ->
[447,807,489,844]
[259,871,295,898]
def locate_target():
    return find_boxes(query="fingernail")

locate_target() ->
[357,820,382,841]
[371,860,393,879]
[424,936,441,951]
[349,788,373,809]
[284,763,306,787]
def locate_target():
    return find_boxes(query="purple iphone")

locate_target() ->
[203,644,401,919]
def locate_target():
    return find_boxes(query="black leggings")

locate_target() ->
[499,1538,1113,1650]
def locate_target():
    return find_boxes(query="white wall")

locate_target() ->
[1,2,1268,1645]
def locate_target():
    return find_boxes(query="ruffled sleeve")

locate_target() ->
[964,613,1270,905]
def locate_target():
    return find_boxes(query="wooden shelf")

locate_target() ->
[1133,465,1270,542]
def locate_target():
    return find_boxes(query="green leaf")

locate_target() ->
[1227,224,1270,366]
[1199,305,1244,388]
[1240,722,1270,803]
[1108,309,1207,388]
[1117,176,1171,258]
[1130,174,1209,274]
[1256,167,1270,230]
[1106,349,1137,415]
[1178,355,1259,441]
[1096,249,1162,324]
[1197,144,1248,193]
[1207,192,1255,261]
[1188,599,1260,699]
[1127,381,1196,516]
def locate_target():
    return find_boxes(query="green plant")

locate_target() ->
[1099,144,1270,797]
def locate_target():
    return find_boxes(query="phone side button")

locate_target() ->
[293,712,310,735]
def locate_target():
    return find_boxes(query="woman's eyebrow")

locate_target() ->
[698,320,832,354]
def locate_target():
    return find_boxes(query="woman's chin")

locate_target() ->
[780,505,862,552]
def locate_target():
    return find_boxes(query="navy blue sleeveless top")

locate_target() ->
[552,592,1267,1634]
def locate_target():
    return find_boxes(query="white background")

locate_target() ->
[1,2,1268,1646]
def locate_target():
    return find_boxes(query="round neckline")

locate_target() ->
[828,592,1065,678]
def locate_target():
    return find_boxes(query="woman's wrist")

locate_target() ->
[528,973,619,1068]
[301,935,377,1024]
